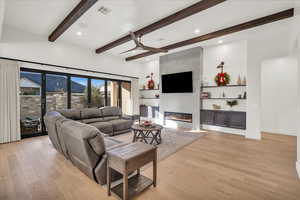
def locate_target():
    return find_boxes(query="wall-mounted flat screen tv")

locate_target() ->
[162,71,193,93]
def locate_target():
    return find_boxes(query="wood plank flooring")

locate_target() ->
[0,131,299,200]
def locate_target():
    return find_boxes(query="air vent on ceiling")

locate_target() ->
[98,6,111,15]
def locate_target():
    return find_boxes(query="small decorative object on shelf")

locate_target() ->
[201,92,210,99]
[238,94,242,99]
[212,104,221,110]
[227,100,238,107]
[222,92,226,98]
[202,77,209,86]
[157,83,160,90]
[142,85,146,90]
[242,76,247,85]
[155,94,159,99]
[215,61,230,86]
[237,75,242,85]
[243,91,247,99]
[146,72,155,89]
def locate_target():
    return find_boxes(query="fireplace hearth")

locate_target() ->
[164,112,192,123]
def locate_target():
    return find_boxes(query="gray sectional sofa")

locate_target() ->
[44,106,134,185]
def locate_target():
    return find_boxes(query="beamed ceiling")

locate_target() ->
[3,0,296,62]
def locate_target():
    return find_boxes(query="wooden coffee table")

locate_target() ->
[107,142,157,200]
[131,124,163,145]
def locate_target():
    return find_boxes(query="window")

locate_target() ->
[91,79,105,108]
[71,77,88,109]
[107,80,120,107]
[121,82,131,115]
[46,74,68,111]
[20,68,132,138]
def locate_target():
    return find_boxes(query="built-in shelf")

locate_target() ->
[139,89,160,91]
[201,85,247,88]
[140,98,160,100]
[201,98,246,100]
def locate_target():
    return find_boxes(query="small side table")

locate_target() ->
[107,142,157,200]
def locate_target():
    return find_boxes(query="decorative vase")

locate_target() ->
[237,75,242,85]
[242,76,247,85]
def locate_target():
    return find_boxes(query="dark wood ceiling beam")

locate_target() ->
[95,0,227,54]
[49,0,98,42]
[126,8,294,61]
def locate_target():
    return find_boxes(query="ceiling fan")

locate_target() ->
[120,32,168,54]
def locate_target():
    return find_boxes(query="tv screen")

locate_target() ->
[162,71,193,93]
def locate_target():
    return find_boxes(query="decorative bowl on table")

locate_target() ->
[141,120,153,127]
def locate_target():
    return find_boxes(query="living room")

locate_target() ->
[1,0,300,200]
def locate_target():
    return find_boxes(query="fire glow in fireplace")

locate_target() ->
[164,112,192,123]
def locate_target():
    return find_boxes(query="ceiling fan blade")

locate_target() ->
[120,46,139,54]
[142,45,168,53]
[129,31,141,46]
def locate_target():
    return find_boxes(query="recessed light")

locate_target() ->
[218,40,223,44]
[194,29,201,34]
[76,31,82,36]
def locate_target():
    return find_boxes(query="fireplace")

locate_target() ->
[164,112,192,123]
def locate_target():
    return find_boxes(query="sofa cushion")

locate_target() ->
[81,118,105,124]
[81,108,102,119]
[110,119,133,132]
[100,106,121,117]
[88,134,106,156]
[57,109,81,120]
[104,116,120,121]
[89,122,113,134]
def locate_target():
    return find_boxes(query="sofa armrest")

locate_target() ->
[106,142,129,151]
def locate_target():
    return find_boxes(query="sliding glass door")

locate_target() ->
[20,71,42,137]
[20,68,131,138]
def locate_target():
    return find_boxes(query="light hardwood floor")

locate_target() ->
[0,131,299,200]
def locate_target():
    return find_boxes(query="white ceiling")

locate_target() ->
[3,0,296,61]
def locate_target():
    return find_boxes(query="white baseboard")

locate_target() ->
[297,161,300,178]
[201,125,245,136]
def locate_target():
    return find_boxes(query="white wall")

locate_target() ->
[261,57,298,136]
[0,26,142,79]
[293,1,300,178]
[0,0,5,40]
[246,19,294,140]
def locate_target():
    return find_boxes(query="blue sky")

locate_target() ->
[71,77,87,86]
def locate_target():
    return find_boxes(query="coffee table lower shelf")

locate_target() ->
[111,174,153,200]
